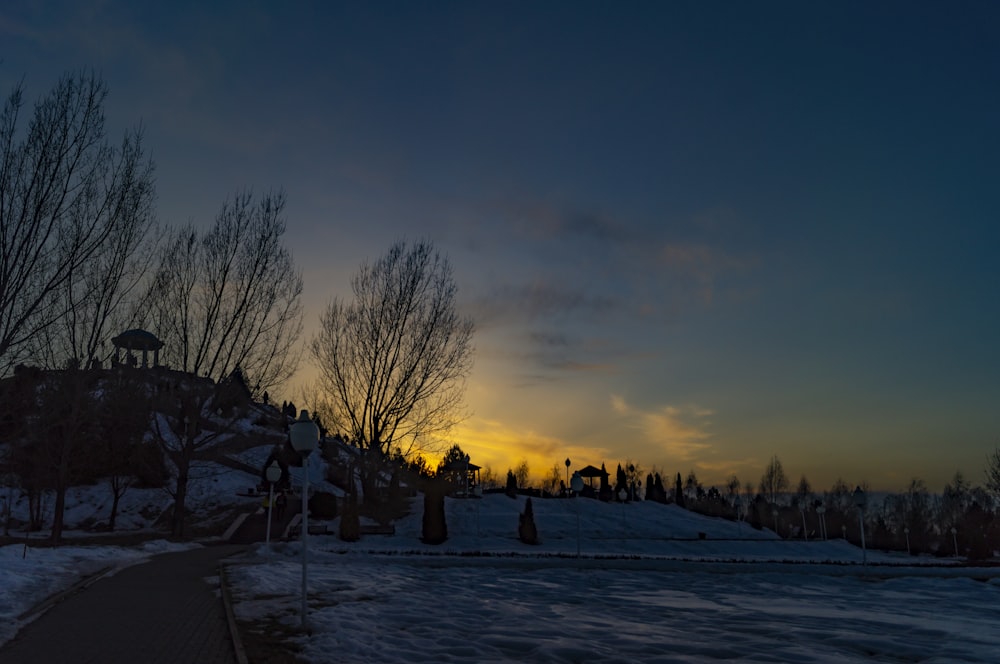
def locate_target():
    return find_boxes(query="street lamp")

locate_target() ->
[853,486,867,567]
[734,496,743,537]
[951,526,958,557]
[565,458,571,495]
[772,508,779,536]
[904,526,910,556]
[289,410,319,628]
[474,483,483,542]
[464,454,471,497]
[816,506,827,540]
[618,487,628,534]
[571,471,584,557]
[798,499,808,540]
[264,460,281,556]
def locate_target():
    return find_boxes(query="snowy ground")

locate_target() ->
[226,495,1000,663]
[3,465,999,662]
[0,539,197,647]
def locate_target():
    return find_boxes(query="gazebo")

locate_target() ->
[111,329,164,368]
[577,464,609,489]
[440,458,480,496]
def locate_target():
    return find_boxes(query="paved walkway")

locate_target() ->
[0,543,247,664]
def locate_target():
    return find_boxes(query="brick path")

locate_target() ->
[0,543,247,664]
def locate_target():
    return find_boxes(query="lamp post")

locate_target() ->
[951,526,958,557]
[619,487,628,535]
[628,464,635,501]
[565,458,571,495]
[289,410,319,629]
[772,508,779,536]
[571,471,584,557]
[853,486,867,567]
[734,496,743,537]
[264,460,281,556]
[798,500,808,540]
[474,483,483,542]
[816,506,827,540]
[464,453,471,497]
[904,526,910,556]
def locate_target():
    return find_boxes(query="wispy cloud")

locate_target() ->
[611,395,714,461]
[469,280,620,328]
[449,418,611,482]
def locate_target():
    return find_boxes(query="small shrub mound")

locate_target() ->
[519,497,539,545]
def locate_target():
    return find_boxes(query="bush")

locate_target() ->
[518,497,539,545]
[339,493,360,542]
[309,491,338,519]
[421,482,448,544]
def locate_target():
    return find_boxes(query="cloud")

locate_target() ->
[447,418,611,483]
[611,395,714,461]
[469,280,619,328]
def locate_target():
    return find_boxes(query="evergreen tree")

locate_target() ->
[421,481,448,544]
[519,497,539,544]
[675,472,686,508]
[599,463,612,501]
[505,468,518,497]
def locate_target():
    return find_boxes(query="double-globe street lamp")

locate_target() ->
[264,460,281,556]
[289,410,319,628]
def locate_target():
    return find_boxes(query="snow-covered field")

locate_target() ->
[3,458,999,662]
[227,495,1000,663]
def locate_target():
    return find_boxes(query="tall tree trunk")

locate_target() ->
[51,482,66,543]
[109,491,121,531]
[172,457,190,538]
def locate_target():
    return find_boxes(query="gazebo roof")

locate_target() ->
[440,459,481,472]
[112,329,163,351]
[577,464,608,478]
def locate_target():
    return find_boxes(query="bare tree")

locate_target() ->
[759,454,789,505]
[310,240,474,496]
[0,72,154,376]
[146,189,302,394]
[513,459,530,489]
[986,447,1000,500]
[95,372,154,531]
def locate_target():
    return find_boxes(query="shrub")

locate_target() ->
[309,491,338,519]
[518,497,539,545]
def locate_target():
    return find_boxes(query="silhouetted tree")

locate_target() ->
[505,469,518,497]
[599,463,612,501]
[146,190,303,395]
[0,72,155,376]
[986,447,1000,500]
[759,455,789,504]
[675,472,686,508]
[311,240,474,502]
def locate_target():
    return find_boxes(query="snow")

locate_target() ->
[0,539,197,647]
[3,477,999,661]
[226,495,1000,663]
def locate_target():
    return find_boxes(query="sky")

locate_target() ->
[2,1,999,492]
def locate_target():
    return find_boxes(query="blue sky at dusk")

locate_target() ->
[3,1,998,491]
